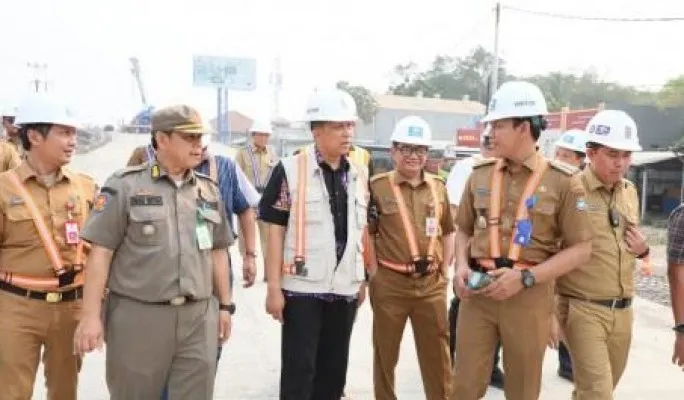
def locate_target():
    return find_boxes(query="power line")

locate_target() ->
[502,5,684,22]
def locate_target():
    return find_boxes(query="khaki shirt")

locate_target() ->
[557,167,640,299]
[81,162,232,303]
[236,144,277,190]
[0,161,97,278]
[457,152,592,264]
[0,141,21,172]
[126,145,154,167]
[369,172,454,265]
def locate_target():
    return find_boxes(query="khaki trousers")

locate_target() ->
[450,282,553,400]
[370,268,451,400]
[557,297,633,400]
[0,290,82,400]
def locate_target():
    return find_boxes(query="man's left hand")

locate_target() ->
[357,282,368,307]
[625,225,648,256]
[480,268,524,301]
[218,310,232,344]
[242,255,257,288]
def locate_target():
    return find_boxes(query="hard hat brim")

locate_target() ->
[587,139,642,152]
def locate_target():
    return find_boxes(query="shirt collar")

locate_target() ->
[392,170,426,186]
[15,160,73,183]
[499,151,544,172]
[150,161,196,184]
[582,165,623,193]
[313,146,350,172]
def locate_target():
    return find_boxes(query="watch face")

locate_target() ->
[522,271,535,288]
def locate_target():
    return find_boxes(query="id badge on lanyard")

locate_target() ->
[65,202,80,245]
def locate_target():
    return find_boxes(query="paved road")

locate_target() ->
[31,134,684,399]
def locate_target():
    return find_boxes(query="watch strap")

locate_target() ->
[219,303,236,314]
[674,324,684,334]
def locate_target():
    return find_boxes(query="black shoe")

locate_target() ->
[558,367,574,382]
[489,367,505,389]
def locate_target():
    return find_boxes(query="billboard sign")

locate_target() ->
[192,56,256,91]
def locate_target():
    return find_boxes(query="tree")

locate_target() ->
[387,46,657,111]
[387,46,513,103]
[658,76,684,108]
[336,81,379,124]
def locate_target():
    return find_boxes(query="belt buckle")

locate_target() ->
[46,292,62,303]
[170,296,186,306]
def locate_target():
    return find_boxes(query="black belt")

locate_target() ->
[113,293,200,306]
[0,280,83,303]
[565,295,632,309]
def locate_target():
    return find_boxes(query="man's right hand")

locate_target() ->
[452,266,472,299]
[73,314,104,357]
[265,286,286,323]
[673,333,684,370]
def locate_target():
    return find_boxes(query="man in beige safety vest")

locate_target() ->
[367,115,454,399]
[260,88,369,399]
[235,120,278,280]
[0,94,97,400]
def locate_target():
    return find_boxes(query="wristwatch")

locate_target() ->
[521,269,536,289]
[219,302,236,315]
[674,324,684,334]
[245,251,258,258]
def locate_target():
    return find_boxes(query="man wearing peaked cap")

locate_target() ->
[74,104,233,400]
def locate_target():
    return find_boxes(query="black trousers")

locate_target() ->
[280,295,357,400]
[449,296,501,367]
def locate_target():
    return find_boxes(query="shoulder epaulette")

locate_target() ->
[425,172,446,184]
[621,178,636,190]
[473,157,497,169]
[195,171,216,183]
[370,171,390,184]
[76,171,96,182]
[114,164,147,177]
[548,159,579,176]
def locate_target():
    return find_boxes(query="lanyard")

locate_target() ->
[488,158,548,261]
[145,144,155,162]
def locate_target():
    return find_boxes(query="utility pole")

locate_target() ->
[27,62,48,93]
[488,2,501,107]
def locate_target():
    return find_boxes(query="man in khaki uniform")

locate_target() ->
[450,81,593,400]
[126,143,156,166]
[73,105,233,400]
[235,120,278,278]
[556,110,649,399]
[0,140,21,171]
[0,94,97,400]
[2,107,24,157]
[368,115,454,400]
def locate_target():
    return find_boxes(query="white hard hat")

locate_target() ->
[249,120,273,134]
[14,94,79,128]
[1,105,17,117]
[304,88,358,122]
[585,110,641,152]
[482,80,548,123]
[390,116,432,147]
[555,129,587,153]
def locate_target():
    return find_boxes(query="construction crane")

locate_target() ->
[129,57,148,106]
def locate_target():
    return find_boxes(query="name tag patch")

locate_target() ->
[197,199,219,210]
[130,195,164,206]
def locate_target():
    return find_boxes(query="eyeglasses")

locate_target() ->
[396,146,428,157]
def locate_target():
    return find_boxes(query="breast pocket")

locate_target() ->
[529,197,558,243]
[127,207,168,246]
[5,206,38,246]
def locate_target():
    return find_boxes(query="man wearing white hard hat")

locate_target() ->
[555,110,650,400]
[450,80,592,400]
[0,94,98,399]
[554,128,587,170]
[446,125,505,389]
[259,88,369,399]
[367,115,455,399]
[1,106,23,156]
[236,119,279,281]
